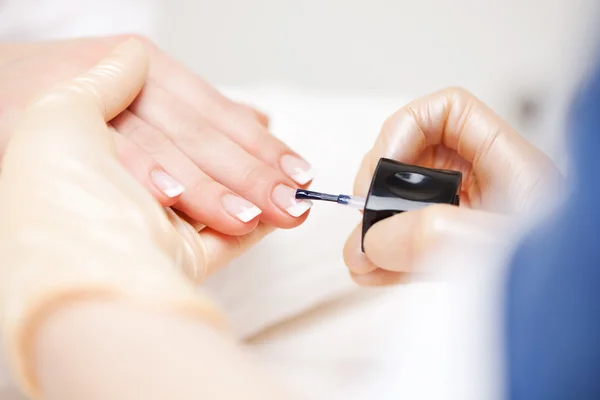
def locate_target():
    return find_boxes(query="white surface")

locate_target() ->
[202,86,518,399]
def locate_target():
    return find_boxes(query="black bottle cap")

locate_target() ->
[361,158,462,252]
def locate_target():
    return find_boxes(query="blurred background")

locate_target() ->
[2,0,599,158]
[153,0,599,161]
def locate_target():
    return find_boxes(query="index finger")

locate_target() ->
[354,87,550,198]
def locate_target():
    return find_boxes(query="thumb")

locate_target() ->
[3,38,148,169]
[344,205,508,285]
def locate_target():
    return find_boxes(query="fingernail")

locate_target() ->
[271,184,313,217]
[222,194,262,223]
[151,170,185,198]
[280,154,315,185]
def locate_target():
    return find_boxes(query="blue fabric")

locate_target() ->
[506,64,600,399]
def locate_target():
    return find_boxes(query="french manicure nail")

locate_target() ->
[280,154,315,185]
[151,170,185,198]
[222,194,262,223]
[271,184,313,217]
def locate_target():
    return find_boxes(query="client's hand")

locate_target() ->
[0,39,277,399]
[0,36,313,237]
[344,88,562,285]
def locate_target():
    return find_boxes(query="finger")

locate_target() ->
[164,208,275,283]
[362,204,508,273]
[350,269,407,287]
[172,209,206,232]
[343,223,378,275]
[355,88,557,203]
[112,111,262,236]
[140,43,315,186]
[237,102,270,128]
[4,38,148,167]
[129,83,312,228]
[197,222,276,277]
[113,131,183,207]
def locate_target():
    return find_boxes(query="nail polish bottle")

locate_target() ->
[360,158,462,251]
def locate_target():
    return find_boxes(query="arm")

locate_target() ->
[0,38,283,400]
[35,300,284,400]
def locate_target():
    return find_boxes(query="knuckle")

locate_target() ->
[232,103,271,129]
[443,86,473,99]
[120,33,154,48]
[231,102,257,120]
[116,116,146,139]
[381,111,401,134]
[240,162,277,194]
[380,107,421,148]
[186,177,220,203]
[122,124,171,153]
[176,117,215,146]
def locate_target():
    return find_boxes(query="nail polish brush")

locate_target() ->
[295,190,366,209]
[296,158,462,252]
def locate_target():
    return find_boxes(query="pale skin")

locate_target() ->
[0,35,314,238]
[0,38,283,400]
[0,39,562,398]
[344,88,562,286]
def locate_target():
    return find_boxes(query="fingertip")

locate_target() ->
[114,134,184,206]
[132,169,184,208]
[350,269,407,287]
[279,154,316,186]
[343,224,378,274]
[261,208,311,230]
[181,207,260,237]
[265,183,313,228]
[150,169,186,198]
[219,201,262,236]
[152,190,182,208]
[221,193,263,224]
[222,219,261,237]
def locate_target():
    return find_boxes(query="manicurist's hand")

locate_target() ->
[0,35,313,237]
[0,39,282,400]
[344,88,562,285]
